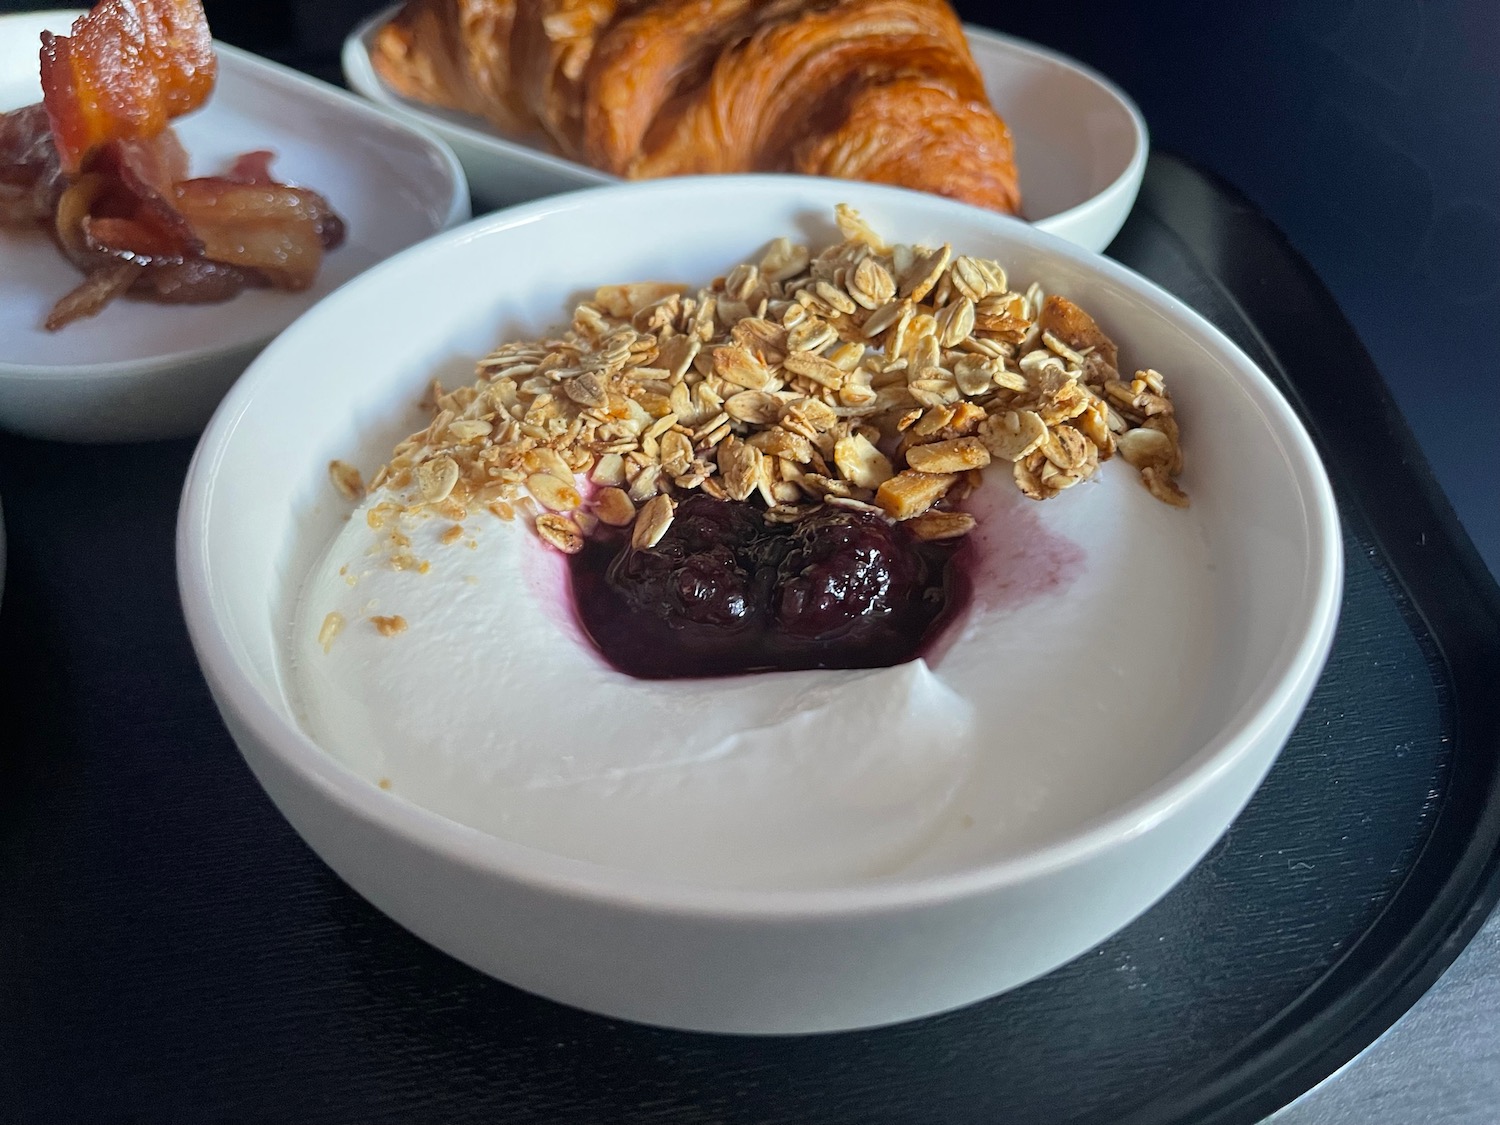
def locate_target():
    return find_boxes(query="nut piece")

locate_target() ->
[906,510,977,541]
[328,460,364,502]
[318,611,345,653]
[904,437,991,474]
[591,453,627,486]
[592,487,636,527]
[535,513,585,554]
[875,470,958,520]
[632,494,676,549]
[834,433,895,490]
[901,244,951,302]
[527,472,582,512]
[563,371,608,409]
[1039,294,1119,373]
[370,614,408,637]
[627,464,661,501]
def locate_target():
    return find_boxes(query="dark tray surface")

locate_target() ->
[2,155,1498,1125]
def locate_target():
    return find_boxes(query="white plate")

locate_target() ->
[0,10,471,443]
[341,5,1146,252]
[180,176,1341,1034]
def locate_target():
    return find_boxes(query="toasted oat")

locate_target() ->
[593,487,636,527]
[1141,465,1190,508]
[833,433,894,490]
[527,472,582,512]
[318,611,345,653]
[725,390,782,425]
[416,457,459,503]
[632,494,676,549]
[1116,426,1175,471]
[329,460,364,502]
[1041,426,1091,473]
[907,510,977,540]
[716,436,763,502]
[536,513,585,553]
[370,614,407,637]
[979,410,1049,463]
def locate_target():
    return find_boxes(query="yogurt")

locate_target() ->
[290,462,1216,891]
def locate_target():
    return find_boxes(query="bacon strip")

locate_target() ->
[4,0,345,330]
[0,104,65,223]
[40,0,215,174]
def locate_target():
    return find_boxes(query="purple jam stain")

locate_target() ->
[564,491,1085,681]
[520,523,594,653]
[964,486,1086,608]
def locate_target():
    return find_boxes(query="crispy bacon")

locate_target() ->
[3,0,346,330]
[40,0,215,174]
[44,259,144,331]
[173,177,340,290]
[0,104,65,223]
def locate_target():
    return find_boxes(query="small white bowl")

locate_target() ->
[341,5,1146,252]
[0,10,470,443]
[178,176,1341,1034]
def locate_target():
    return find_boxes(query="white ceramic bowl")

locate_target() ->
[178,176,1341,1034]
[341,6,1146,252]
[0,10,470,443]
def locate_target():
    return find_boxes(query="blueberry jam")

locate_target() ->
[567,494,971,679]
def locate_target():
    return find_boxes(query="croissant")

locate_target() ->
[372,0,1022,214]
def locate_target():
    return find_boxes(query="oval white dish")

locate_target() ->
[178,175,1341,1035]
[341,5,1147,253]
[0,9,471,444]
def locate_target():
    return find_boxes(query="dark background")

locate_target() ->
[2,4,1498,1123]
[3,0,1497,575]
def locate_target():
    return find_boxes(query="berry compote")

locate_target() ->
[567,494,970,679]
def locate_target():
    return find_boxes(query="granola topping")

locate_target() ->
[342,205,1189,570]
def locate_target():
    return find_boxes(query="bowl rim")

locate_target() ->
[339,4,1149,236]
[178,173,1344,921]
[0,17,469,381]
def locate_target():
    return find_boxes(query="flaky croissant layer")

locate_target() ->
[374,0,1022,214]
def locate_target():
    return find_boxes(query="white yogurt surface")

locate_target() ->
[290,468,1216,890]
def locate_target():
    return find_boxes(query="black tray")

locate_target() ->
[2,153,1498,1125]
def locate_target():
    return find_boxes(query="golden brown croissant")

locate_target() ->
[372,0,1022,214]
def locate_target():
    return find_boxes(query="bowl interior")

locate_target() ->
[186,177,1334,895]
[0,12,464,372]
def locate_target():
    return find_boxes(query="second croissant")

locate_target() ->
[372,0,1023,215]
